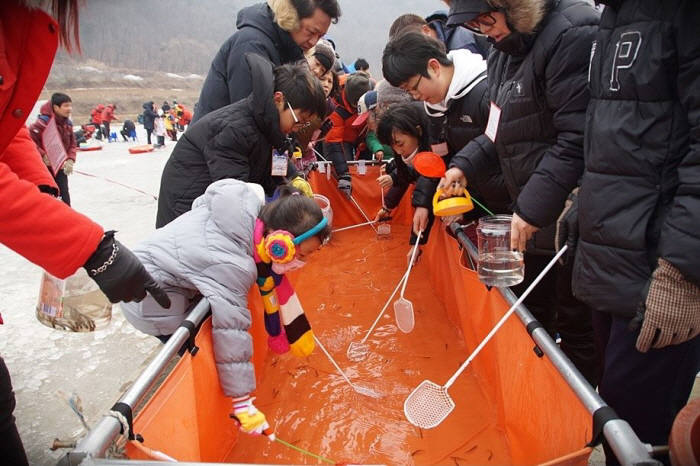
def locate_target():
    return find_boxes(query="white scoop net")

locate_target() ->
[404,380,455,429]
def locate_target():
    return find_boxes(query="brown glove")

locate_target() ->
[636,258,700,353]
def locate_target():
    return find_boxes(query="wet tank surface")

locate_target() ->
[228,224,510,465]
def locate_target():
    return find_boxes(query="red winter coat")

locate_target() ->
[91,104,105,124]
[101,105,116,123]
[28,101,77,169]
[0,1,103,278]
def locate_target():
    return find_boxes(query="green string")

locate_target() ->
[471,196,495,216]
[274,436,335,464]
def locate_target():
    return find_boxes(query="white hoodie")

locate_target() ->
[424,49,487,118]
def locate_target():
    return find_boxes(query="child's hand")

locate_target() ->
[374,207,392,222]
[377,174,393,189]
[374,150,384,161]
[413,207,429,236]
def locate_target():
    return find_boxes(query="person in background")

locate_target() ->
[389,12,487,57]
[563,1,700,462]
[122,181,329,438]
[442,0,600,385]
[354,90,388,161]
[90,103,104,140]
[142,101,157,145]
[164,109,177,142]
[120,119,136,142]
[292,41,337,171]
[153,109,166,148]
[192,0,341,123]
[28,92,77,206]
[100,103,118,141]
[323,72,372,198]
[1,2,171,463]
[156,57,327,228]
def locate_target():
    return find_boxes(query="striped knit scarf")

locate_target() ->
[253,219,315,357]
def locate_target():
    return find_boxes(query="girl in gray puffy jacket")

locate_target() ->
[119,179,331,437]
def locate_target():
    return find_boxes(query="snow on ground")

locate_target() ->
[0,125,174,465]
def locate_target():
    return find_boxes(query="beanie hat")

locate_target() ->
[344,73,372,108]
[313,41,336,73]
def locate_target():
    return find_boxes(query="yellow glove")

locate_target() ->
[290,176,313,198]
[63,159,75,175]
[231,395,269,435]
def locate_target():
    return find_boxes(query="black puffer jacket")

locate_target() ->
[156,54,290,228]
[449,0,599,252]
[142,101,156,131]
[427,71,512,215]
[192,3,304,123]
[573,0,700,317]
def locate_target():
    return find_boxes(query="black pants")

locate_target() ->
[146,128,153,145]
[0,358,28,466]
[102,121,111,140]
[324,141,355,178]
[510,253,600,386]
[53,169,70,206]
[593,311,700,465]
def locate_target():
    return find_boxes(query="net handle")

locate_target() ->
[444,245,567,389]
[399,230,423,298]
[349,195,378,233]
[314,335,358,389]
[359,269,409,344]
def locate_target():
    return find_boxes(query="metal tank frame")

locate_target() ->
[59,222,659,466]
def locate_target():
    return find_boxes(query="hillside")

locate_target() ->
[40,0,440,124]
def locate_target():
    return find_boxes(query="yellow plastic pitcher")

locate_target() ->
[432,188,474,216]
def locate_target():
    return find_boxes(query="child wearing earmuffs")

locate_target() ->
[119,178,330,438]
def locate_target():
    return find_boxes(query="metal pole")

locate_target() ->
[61,299,211,464]
[448,223,656,466]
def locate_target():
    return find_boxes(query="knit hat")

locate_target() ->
[344,72,372,108]
[375,79,413,119]
[313,41,336,74]
[352,90,378,127]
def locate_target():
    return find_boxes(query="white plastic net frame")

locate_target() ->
[394,298,415,334]
[346,341,370,362]
[404,380,455,429]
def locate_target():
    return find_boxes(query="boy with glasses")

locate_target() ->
[156,55,327,227]
[382,32,511,223]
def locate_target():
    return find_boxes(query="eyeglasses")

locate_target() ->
[465,13,497,34]
[287,100,299,123]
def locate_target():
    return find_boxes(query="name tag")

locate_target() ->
[271,151,287,176]
[485,102,501,143]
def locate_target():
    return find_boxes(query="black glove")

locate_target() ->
[83,231,171,307]
[555,188,579,265]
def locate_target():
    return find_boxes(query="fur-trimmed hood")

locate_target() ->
[489,0,548,34]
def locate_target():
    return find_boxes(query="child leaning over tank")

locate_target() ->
[374,102,441,263]
[119,179,330,437]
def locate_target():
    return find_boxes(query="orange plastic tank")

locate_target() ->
[126,165,591,464]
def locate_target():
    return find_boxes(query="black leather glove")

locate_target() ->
[555,188,579,264]
[83,231,171,307]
